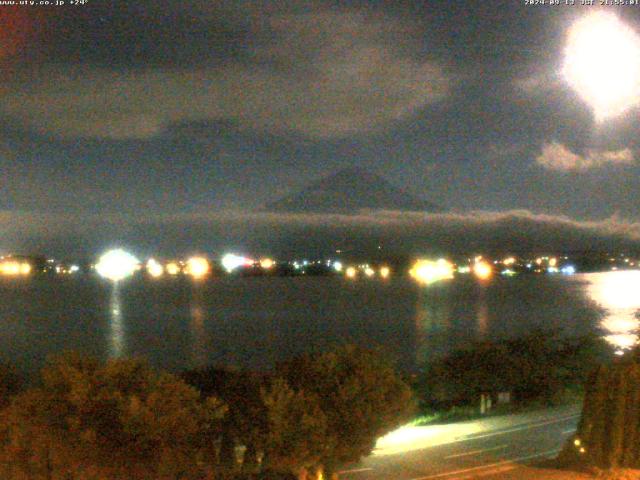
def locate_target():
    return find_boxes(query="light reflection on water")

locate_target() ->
[579,271,640,353]
[108,284,125,358]
[0,271,634,375]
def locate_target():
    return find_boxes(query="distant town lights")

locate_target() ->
[146,259,164,278]
[380,266,391,279]
[166,262,180,275]
[0,260,31,276]
[473,261,493,280]
[260,258,275,270]
[222,253,252,273]
[185,257,210,279]
[409,259,454,285]
[96,249,139,282]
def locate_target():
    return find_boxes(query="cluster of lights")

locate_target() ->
[0,260,31,276]
[409,259,454,286]
[343,264,391,280]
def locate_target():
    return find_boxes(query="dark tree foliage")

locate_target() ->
[276,345,416,474]
[420,331,611,408]
[0,364,22,409]
[182,366,270,467]
[566,357,640,469]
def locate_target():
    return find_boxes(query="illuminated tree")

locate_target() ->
[0,352,226,479]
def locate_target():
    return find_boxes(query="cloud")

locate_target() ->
[7,208,640,258]
[535,142,634,171]
[0,10,449,140]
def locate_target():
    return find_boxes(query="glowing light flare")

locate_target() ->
[380,266,391,279]
[563,12,640,121]
[95,249,139,282]
[166,262,180,275]
[410,259,454,286]
[0,261,31,276]
[345,267,357,279]
[364,267,375,278]
[185,257,210,279]
[503,257,516,266]
[333,261,343,272]
[259,258,275,270]
[222,254,253,273]
[146,259,164,278]
[473,261,493,281]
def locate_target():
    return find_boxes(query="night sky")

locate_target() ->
[3,1,640,257]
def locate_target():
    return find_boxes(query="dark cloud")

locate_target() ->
[5,209,640,259]
[1,6,449,140]
[2,0,640,242]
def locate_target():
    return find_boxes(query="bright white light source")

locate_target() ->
[563,12,640,121]
[222,254,252,273]
[333,261,343,272]
[96,249,139,282]
[380,266,390,279]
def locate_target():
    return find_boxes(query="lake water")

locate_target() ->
[0,271,637,376]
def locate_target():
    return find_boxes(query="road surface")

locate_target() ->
[338,405,581,480]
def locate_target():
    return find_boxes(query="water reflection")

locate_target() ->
[476,287,489,338]
[189,305,207,367]
[583,271,640,353]
[414,285,453,365]
[109,284,125,358]
[189,286,207,367]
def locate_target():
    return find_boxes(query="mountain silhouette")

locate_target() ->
[265,167,442,213]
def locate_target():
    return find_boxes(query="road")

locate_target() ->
[338,405,581,480]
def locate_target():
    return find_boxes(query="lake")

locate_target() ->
[0,271,637,376]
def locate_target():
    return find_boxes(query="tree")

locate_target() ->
[277,345,416,477]
[0,363,21,410]
[182,367,269,470]
[565,360,640,469]
[260,377,328,475]
[0,352,226,479]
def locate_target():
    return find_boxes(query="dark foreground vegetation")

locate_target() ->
[559,350,640,472]
[0,346,415,480]
[417,330,612,419]
[0,331,624,479]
